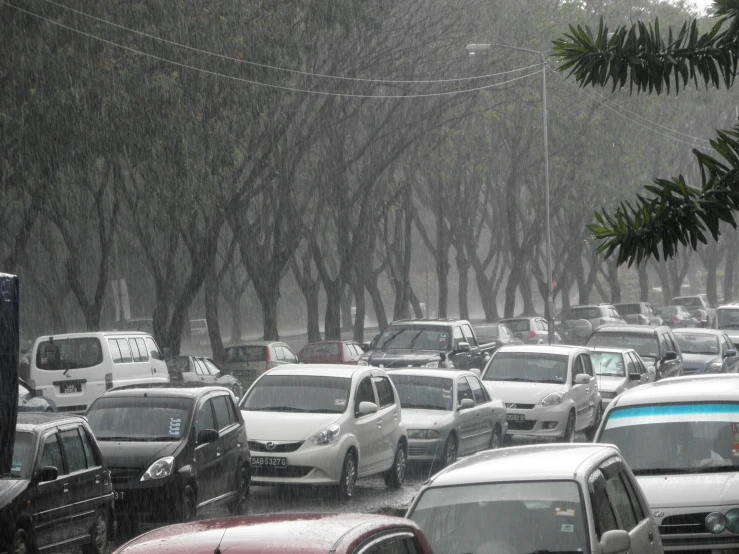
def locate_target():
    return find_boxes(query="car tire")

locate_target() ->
[180,485,196,522]
[82,509,108,554]
[384,442,407,489]
[585,403,602,441]
[337,450,357,499]
[489,426,502,450]
[440,433,458,468]
[561,411,576,443]
[12,529,29,554]
[228,463,250,514]
[117,514,138,541]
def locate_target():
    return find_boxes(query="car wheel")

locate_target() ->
[384,442,407,489]
[180,485,196,522]
[228,463,250,514]
[117,514,138,541]
[12,529,29,554]
[561,411,576,443]
[488,426,502,450]
[82,509,108,554]
[440,433,458,468]
[585,403,602,441]
[337,450,357,499]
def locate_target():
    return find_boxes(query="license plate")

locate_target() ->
[252,456,287,468]
[232,369,256,378]
[113,490,126,501]
[60,383,82,394]
[506,413,525,422]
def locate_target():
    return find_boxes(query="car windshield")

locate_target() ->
[410,480,588,554]
[376,325,450,351]
[389,374,453,411]
[6,432,34,479]
[566,307,602,320]
[87,397,193,441]
[600,403,739,475]
[674,297,702,309]
[718,309,739,329]
[483,352,568,384]
[502,320,530,333]
[615,304,641,316]
[241,375,351,413]
[590,352,626,377]
[660,306,682,317]
[586,333,660,361]
[675,333,720,355]
[225,345,266,363]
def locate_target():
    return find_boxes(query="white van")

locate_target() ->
[28,331,170,413]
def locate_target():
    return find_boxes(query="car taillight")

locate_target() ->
[265,347,273,370]
[672,317,680,324]
[105,373,113,390]
[529,331,537,338]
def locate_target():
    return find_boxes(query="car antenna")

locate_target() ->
[214,528,228,554]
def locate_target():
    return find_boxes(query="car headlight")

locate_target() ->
[539,392,564,407]
[309,424,341,445]
[707,362,724,373]
[706,512,727,534]
[407,429,441,439]
[424,361,440,368]
[726,509,739,533]
[141,456,175,481]
[357,360,369,366]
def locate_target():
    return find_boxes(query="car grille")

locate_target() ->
[408,445,429,456]
[57,405,87,413]
[248,440,304,453]
[505,403,535,410]
[659,513,711,535]
[252,465,313,478]
[507,420,536,431]
[110,467,143,485]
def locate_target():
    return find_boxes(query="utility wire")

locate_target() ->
[38,0,544,85]
[3,0,545,99]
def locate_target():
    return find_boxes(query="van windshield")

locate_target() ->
[35,338,103,371]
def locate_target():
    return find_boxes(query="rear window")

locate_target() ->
[502,319,530,333]
[300,343,341,360]
[166,357,191,373]
[35,338,103,371]
[616,304,641,316]
[567,307,604,320]
[225,345,266,363]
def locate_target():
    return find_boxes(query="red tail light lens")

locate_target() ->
[672,317,680,324]
[265,347,273,370]
[529,331,537,338]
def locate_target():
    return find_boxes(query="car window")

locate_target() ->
[355,376,377,416]
[658,334,668,357]
[107,339,122,364]
[79,428,98,467]
[196,399,217,437]
[572,356,585,383]
[461,325,478,347]
[203,359,221,377]
[357,535,421,554]
[283,346,298,363]
[193,359,206,375]
[131,337,149,362]
[620,472,646,521]
[625,354,638,376]
[605,473,638,531]
[452,327,464,347]
[590,471,618,538]
[116,339,133,363]
[581,354,594,377]
[724,335,735,353]
[35,337,103,371]
[39,433,64,473]
[466,376,488,404]
[457,377,474,404]
[373,377,395,408]
[665,333,679,353]
[145,337,162,360]
[60,429,87,473]
[212,395,237,431]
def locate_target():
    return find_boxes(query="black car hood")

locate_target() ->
[367,350,443,368]
[682,353,721,371]
[97,440,182,470]
[0,479,27,508]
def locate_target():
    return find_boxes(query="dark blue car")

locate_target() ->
[673,328,739,374]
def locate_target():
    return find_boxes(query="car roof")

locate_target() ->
[609,374,739,408]
[388,319,458,327]
[115,513,422,554]
[265,364,369,378]
[426,444,620,487]
[34,331,152,341]
[303,340,356,346]
[494,344,588,356]
[672,295,701,300]
[16,412,87,432]
[225,341,286,348]
[590,325,666,335]
[672,328,724,336]
[588,347,635,354]
[98,385,229,400]
[500,317,537,322]
[387,368,475,379]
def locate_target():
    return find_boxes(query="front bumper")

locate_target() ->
[407,438,445,461]
[249,439,347,486]
[504,404,570,438]
[111,473,183,525]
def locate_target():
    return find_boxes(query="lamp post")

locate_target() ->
[465,43,553,344]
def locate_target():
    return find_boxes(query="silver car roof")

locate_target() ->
[609,374,739,409]
[493,344,589,356]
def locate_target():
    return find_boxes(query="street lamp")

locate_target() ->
[465,43,554,344]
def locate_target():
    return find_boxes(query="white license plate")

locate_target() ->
[252,456,287,468]
[60,383,82,394]
[506,414,525,422]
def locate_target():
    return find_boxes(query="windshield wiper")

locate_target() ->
[499,377,537,382]
[631,468,693,476]
[689,465,738,474]
[379,329,406,349]
[408,404,446,410]
[97,437,141,442]
[250,406,307,412]
[309,409,343,413]
[407,330,426,349]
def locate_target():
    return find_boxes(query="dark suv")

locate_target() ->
[85,386,250,536]
[585,325,684,380]
[1,413,114,554]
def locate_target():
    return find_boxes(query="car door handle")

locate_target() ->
[216,447,222,457]
[648,531,654,542]
[95,475,101,484]
[63,483,70,493]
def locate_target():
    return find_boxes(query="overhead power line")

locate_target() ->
[38,0,544,85]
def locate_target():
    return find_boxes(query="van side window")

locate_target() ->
[145,337,162,360]
[116,339,133,363]
[108,339,122,364]
[131,338,149,362]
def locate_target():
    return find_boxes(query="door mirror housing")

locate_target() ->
[197,428,219,444]
[456,342,471,353]
[599,529,631,554]
[357,401,378,416]
[574,373,591,385]
[361,342,371,352]
[628,373,642,382]
[663,351,678,362]
[34,466,59,484]
[459,398,475,411]
[725,349,737,358]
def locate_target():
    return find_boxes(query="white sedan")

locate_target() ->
[239,364,407,498]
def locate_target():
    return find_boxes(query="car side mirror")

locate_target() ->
[457,342,471,353]
[628,373,641,382]
[197,429,219,444]
[469,368,481,378]
[663,351,678,362]
[574,373,591,385]
[459,398,475,411]
[599,529,631,554]
[725,350,737,358]
[439,352,447,362]
[361,342,371,352]
[34,466,59,484]
[357,401,378,416]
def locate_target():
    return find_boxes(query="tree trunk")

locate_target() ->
[257,287,280,341]
[725,239,739,302]
[205,267,224,363]
[520,270,536,315]
[324,279,343,340]
[341,287,353,332]
[409,287,424,318]
[637,264,649,302]
[456,250,470,320]
[352,278,366,343]
[654,261,673,306]
[366,279,388,331]
[504,268,518,318]
[606,259,621,303]
[230,294,243,344]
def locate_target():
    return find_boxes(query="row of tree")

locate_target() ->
[2,0,737,357]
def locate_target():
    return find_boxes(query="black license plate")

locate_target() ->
[506,413,525,422]
[252,456,287,468]
[60,382,82,394]
[233,369,256,378]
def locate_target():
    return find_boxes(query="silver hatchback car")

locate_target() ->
[406,443,662,554]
